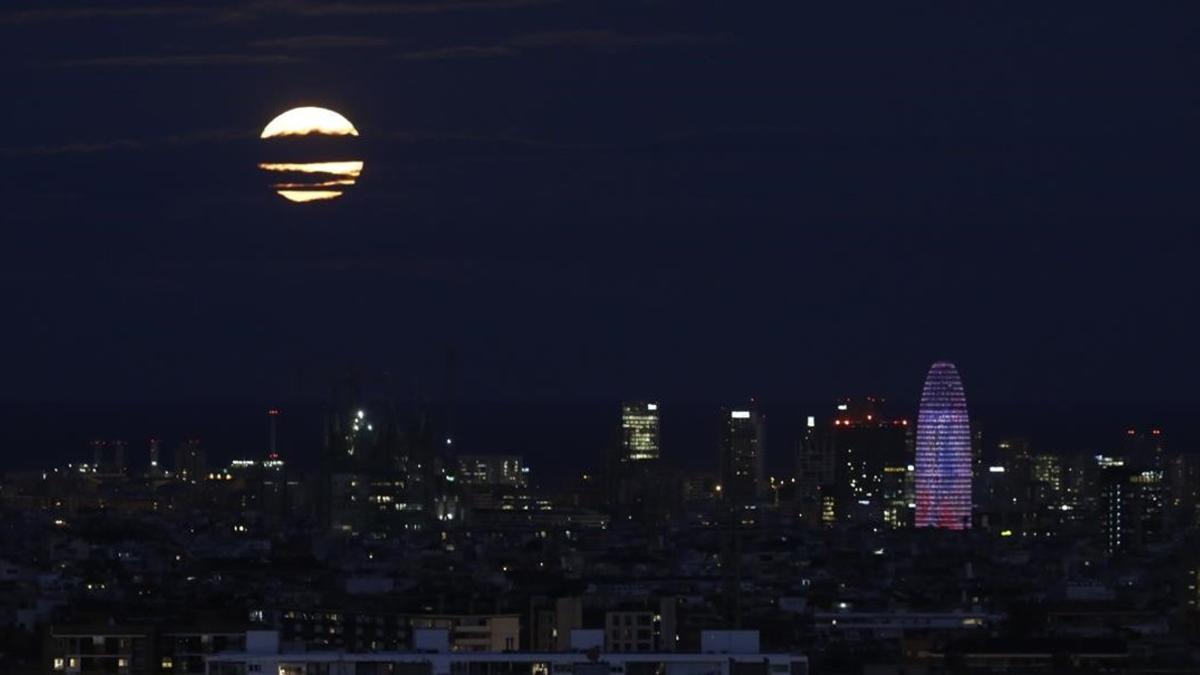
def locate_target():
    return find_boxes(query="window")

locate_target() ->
[53,658,65,671]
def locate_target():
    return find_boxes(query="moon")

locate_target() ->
[260,106,359,139]
[259,107,363,203]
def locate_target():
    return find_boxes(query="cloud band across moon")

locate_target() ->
[260,108,363,203]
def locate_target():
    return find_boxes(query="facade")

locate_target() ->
[206,629,807,675]
[458,455,529,488]
[278,611,519,653]
[49,626,151,675]
[914,361,973,530]
[48,625,246,675]
[604,601,677,653]
[605,611,660,652]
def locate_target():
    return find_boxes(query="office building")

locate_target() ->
[621,402,661,462]
[720,403,766,508]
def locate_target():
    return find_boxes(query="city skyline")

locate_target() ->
[2,3,1198,672]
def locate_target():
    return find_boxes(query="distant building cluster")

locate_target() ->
[0,361,1198,673]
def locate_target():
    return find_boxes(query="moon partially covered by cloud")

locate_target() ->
[260,106,359,138]
[259,107,363,203]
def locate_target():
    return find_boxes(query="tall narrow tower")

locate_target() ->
[914,362,972,530]
[148,438,161,477]
[720,403,766,506]
[267,408,280,459]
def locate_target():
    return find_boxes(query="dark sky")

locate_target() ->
[1,2,1197,421]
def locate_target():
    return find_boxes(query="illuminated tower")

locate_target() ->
[621,402,661,462]
[914,361,972,530]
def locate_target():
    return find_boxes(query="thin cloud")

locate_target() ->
[508,30,724,50]
[250,35,393,49]
[398,30,726,61]
[2,139,144,157]
[219,0,557,21]
[61,53,307,68]
[2,129,252,157]
[0,5,203,23]
[384,131,587,151]
[399,45,516,61]
[2,0,552,23]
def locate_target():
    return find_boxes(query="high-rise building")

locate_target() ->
[1123,427,1165,468]
[797,398,912,527]
[914,361,973,530]
[262,408,287,517]
[1031,454,1062,504]
[720,402,766,508]
[89,440,127,476]
[322,395,460,536]
[147,438,161,477]
[605,401,667,524]
[1098,451,1167,557]
[795,415,835,526]
[173,439,207,483]
[1167,453,1199,531]
[621,402,661,462]
[267,408,281,459]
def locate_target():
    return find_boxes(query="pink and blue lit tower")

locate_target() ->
[914,361,973,530]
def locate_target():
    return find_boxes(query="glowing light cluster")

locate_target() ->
[914,361,972,530]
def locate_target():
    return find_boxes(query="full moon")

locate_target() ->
[260,106,359,139]
[259,106,363,203]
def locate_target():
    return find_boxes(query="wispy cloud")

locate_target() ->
[61,53,306,68]
[249,35,393,49]
[1,0,554,24]
[399,45,516,61]
[1,129,251,157]
[508,30,724,50]
[398,29,726,61]
[219,0,558,21]
[2,139,144,157]
[0,5,203,23]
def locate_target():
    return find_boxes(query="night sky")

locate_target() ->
[1,3,1197,460]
